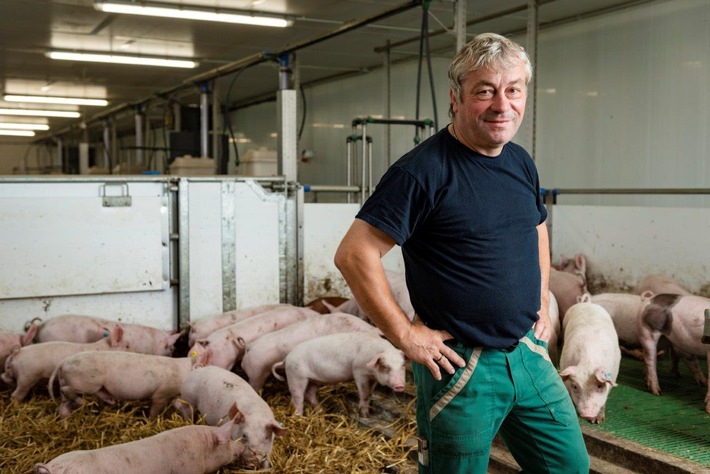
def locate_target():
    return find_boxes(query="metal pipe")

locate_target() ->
[303,184,361,193]
[554,188,710,195]
[42,1,422,140]
[455,0,467,51]
[103,119,111,170]
[345,136,353,203]
[361,122,367,206]
[57,136,64,173]
[200,82,210,158]
[134,109,144,165]
[527,0,539,159]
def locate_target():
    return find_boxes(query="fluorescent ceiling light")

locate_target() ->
[0,108,81,118]
[0,130,35,137]
[4,95,108,106]
[47,51,197,69]
[0,122,50,131]
[95,0,292,28]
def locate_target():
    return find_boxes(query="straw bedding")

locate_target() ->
[0,377,418,473]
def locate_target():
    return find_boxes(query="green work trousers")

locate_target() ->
[413,328,590,473]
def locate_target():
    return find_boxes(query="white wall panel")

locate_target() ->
[0,180,168,299]
[551,204,710,293]
[187,181,223,318]
[534,0,710,207]
[303,203,405,303]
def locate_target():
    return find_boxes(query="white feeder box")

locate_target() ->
[169,155,216,176]
[237,147,278,177]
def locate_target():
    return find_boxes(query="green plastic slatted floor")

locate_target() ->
[583,354,710,467]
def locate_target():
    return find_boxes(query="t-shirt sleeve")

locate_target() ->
[355,166,431,247]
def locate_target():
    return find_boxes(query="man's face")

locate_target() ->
[450,61,528,156]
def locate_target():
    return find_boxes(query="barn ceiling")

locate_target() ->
[0,0,650,140]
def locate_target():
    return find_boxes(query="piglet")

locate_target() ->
[590,291,654,358]
[635,273,691,296]
[194,305,318,371]
[272,332,407,417]
[328,270,415,322]
[175,366,287,469]
[559,297,621,423]
[51,343,211,419]
[0,323,38,378]
[31,314,181,356]
[638,293,710,413]
[2,325,127,401]
[549,261,588,320]
[241,312,381,391]
[34,404,245,474]
[188,303,291,346]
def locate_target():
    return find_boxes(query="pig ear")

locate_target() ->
[213,420,234,445]
[366,353,384,369]
[595,369,617,387]
[640,290,655,301]
[228,402,245,425]
[575,253,587,275]
[167,332,182,345]
[270,421,288,437]
[321,301,337,313]
[21,323,39,345]
[559,366,577,380]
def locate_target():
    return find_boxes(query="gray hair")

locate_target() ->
[448,33,532,116]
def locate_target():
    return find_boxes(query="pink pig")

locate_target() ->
[188,303,291,346]
[559,299,620,424]
[638,293,710,413]
[635,273,691,296]
[549,253,588,320]
[328,270,415,322]
[31,314,181,356]
[34,404,245,474]
[51,343,211,419]
[273,332,407,417]
[241,312,381,392]
[175,366,287,469]
[193,306,318,370]
[1,325,127,401]
[0,323,38,378]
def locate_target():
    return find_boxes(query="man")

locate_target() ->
[334,33,589,473]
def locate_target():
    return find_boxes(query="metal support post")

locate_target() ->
[102,119,111,170]
[135,107,144,166]
[455,0,467,51]
[526,0,539,158]
[200,82,210,158]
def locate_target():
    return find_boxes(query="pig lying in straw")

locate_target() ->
[30,314,181,356]
[50,343,211,419]
[639,293,710,414]
[34,404,245,474]
[174,365,287,469]
[192,305,318,371]
[272,332,407,417]
[241,312,381,392]
[187,303,291,346]
[559,296,621,423]
[2,325,127,401]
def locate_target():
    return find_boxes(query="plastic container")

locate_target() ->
[237,147,278,177]
[169,155,216,176]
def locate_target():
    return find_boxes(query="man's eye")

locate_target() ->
[507,88,525,99]
[476,90,494,99]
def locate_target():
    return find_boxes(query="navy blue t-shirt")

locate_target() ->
[356,128,547,349]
